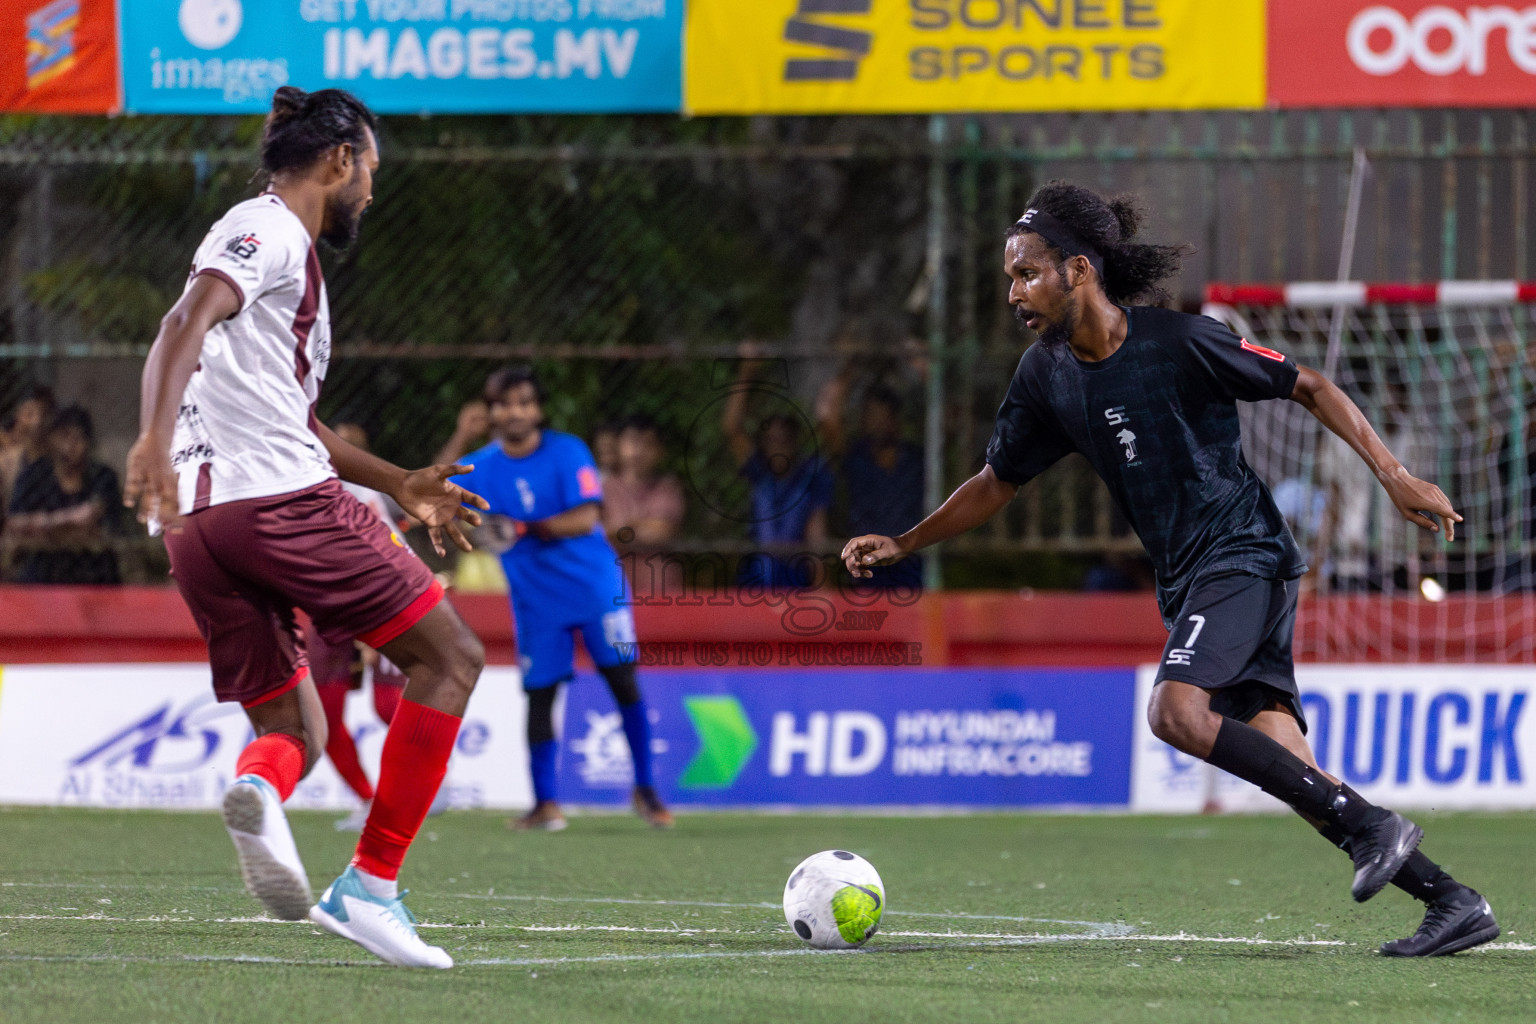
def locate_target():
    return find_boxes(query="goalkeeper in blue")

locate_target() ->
[454,365,673,831]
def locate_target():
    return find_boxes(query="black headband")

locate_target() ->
[1014,207,1104,281]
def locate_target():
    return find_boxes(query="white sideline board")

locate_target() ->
[1131,665,1536,812]
[2,663,1531,812]
[0,664,531,811]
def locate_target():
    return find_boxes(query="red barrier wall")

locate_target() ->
[0,586,1169,666]
[4,586,1528,666]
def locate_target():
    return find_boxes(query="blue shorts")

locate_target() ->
[517,606,637,690]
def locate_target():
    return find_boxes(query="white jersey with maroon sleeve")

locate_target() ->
[171,193,336,514]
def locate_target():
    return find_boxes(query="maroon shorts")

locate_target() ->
[303,619,360,689]
[166,478,441,707]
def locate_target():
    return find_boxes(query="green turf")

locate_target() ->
[1,807,1532,1023]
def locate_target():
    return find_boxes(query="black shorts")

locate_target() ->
[1153,571,1306,732]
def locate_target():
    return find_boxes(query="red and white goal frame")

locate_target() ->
[1200,281,1536,664]
[1206,281,1536,309]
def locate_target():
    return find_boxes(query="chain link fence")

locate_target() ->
[2,109,1533,590]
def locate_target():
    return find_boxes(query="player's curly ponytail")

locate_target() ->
[260,87,378,175]
[1009,181,1189,305]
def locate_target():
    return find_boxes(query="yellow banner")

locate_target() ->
[685,0,1264,114]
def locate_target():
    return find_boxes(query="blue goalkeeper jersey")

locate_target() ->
[455,431,626,625]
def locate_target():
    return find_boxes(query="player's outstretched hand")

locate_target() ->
[1381,466,1463,541]
[122,433,180,535]
[397,464,491,556]
[841,534,908,578]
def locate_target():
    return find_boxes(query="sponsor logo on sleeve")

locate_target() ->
[222,232,260,260]
[577,465,602,498]
[1240,338,1287,362]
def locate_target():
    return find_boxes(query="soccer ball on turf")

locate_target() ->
[782,850,885,949]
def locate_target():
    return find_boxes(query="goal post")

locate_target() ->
[1202,281,1536,663]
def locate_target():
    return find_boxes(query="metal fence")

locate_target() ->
[2,109,1533,588]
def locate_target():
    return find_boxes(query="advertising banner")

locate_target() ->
[1269,1,1536,107]
[0,664,532,810]
[558,667,1136,807]
[119,0,683,114]
[684,0,1264,114]
[0,0,119,113]
[1132,665,1536,812]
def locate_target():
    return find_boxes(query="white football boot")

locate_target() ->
[310,866,453,969]
[221,774,313,920]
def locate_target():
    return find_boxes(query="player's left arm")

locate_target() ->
[1289,365,1462,540]
[315,421,489,556]
[526,501,601,541]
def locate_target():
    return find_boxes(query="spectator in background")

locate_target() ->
[603,415,685,547]
[5,405,121,584]
[722,352,833,589]
[590,419,623,481]
[818,373,924,590]
[0,386,56,514]
[433,397,508,593]
[433,398,490,466]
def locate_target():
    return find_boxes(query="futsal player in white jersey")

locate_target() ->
[125,87,489,969]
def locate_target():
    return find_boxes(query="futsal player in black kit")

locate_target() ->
[842,182,1499,957]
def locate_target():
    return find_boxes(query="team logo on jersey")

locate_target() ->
[222,232,260,260]
[1240,338,1286,363]
[1104,407,1137,462]
[515,477,536,514]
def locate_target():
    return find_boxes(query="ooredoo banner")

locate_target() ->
[684,0,1265,114]
[558,667,1138,807]
[119,0,683,114]
[1269,1,1536,107]
[0,0,119,112]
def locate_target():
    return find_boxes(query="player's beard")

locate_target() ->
[1015,303,1079,348]
[320,193,365,250]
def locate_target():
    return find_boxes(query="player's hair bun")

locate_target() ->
[266,86,309,129]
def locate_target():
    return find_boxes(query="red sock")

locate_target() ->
[318,681,374,802]
[235,733,306,802]
[352,699,460,880]
[373,678,404,725]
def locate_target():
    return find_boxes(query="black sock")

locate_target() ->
[1390,850,1463,903]
[1206,717,1376,832]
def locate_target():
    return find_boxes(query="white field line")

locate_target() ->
[0,885,1133,935]
[0,913,1109,940]
[436,891,1134,934]
[2,936,1531,971]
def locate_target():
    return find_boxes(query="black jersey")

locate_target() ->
[985,305,1308,623]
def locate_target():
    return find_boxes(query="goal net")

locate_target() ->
[1203,281,1536,663]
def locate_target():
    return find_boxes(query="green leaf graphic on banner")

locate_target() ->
[679,696,758,789]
